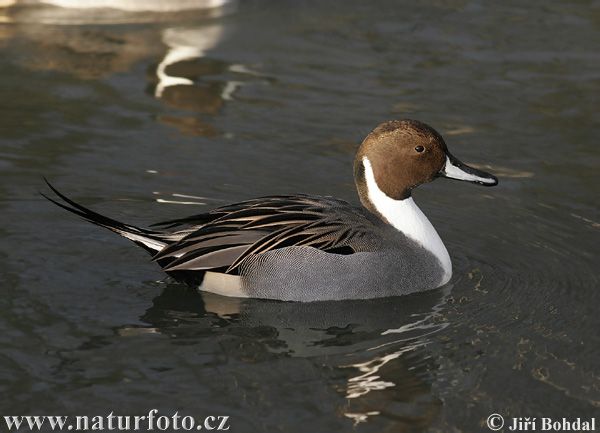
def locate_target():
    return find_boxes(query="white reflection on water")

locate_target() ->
[1,0,236,24]
[35,0,230,12]
[340,286,450,424]
[155,25,236,98]
[346,349,414,399]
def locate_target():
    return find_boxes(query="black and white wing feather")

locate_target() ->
[43,183,377,280]
[151,195,373,273]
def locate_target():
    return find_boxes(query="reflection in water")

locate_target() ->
[342,348,443,430]
[338,289,449,428]
[3,25,165,79]
[48,285,451,428]
[147,25,269,136]
[154,115,221,137]
[34,0,231,12]
[130,285,449,427]
[1,0,236,24]
[153,26,233,99]
[343,345,438,428]
[145,26,233,136]
[1,0,252,137]
[188,286,448,357]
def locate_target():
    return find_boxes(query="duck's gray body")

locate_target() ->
[44,119,498,302]
[214,197,444,301]
[240,244,442,301]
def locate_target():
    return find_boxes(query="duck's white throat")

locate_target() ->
[362,157,452,285]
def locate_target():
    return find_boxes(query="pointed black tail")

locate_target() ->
[42,179,167,255]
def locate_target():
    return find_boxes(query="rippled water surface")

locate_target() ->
[1,1,598,431]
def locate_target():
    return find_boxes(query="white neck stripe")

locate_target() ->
[362,156,452,284]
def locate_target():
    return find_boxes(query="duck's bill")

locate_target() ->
[438,154,498,186]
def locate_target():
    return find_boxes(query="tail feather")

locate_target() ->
[42,179,167,254]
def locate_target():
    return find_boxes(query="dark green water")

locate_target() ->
[1,1,598,432]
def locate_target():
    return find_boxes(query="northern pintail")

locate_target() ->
[44,120,498,301]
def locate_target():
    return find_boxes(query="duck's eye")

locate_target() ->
[415,145,425,153]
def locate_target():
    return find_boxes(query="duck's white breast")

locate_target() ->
[362,157,452,285]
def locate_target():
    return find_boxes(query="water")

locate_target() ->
[1,1,598,431]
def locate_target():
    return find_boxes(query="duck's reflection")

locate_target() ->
[140,286,448,352]
[131,284,450,427]
[51,282,449,429]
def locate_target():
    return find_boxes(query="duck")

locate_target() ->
[44,119,498,302]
